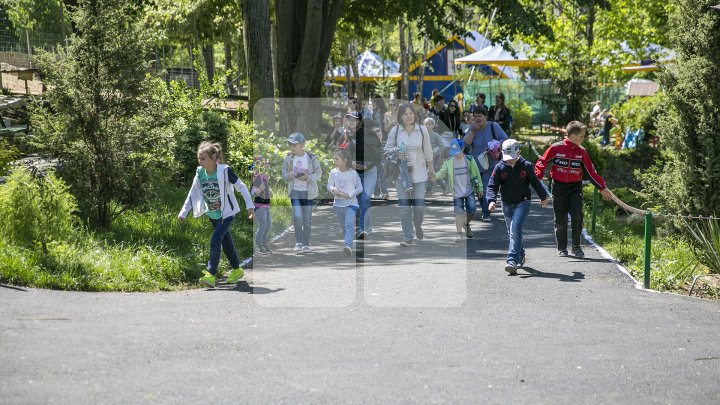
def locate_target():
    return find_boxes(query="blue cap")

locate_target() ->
[448,138,463,156]
[287,132,305,144]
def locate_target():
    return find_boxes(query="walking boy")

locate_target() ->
[436,139,483,243]
[534,121,612,258]
[487,139,550,274]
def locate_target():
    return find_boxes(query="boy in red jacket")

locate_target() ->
[535,121,612,258]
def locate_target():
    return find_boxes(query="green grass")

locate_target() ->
[583,187,715,296]
[0,184,292,292]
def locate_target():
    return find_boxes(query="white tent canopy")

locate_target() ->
[331,51,399,78]
[454,43,545,67]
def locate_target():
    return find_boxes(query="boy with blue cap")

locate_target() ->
[436,139,483,243]
[487,139,550,275]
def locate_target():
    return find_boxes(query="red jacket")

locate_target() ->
[535,138,607,190]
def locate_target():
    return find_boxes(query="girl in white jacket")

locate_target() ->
[178,142,255,288]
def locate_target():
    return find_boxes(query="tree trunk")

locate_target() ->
[224,39,233,93]
[417,35,428,102]
[242,0,275,125]
[275,0,345,134]
[351,39,361,101]
[202,44,214,83]
[399,15,409,101]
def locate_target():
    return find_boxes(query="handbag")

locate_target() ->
[476,151,490,171]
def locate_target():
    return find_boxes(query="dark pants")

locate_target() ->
[207,216,240,275]
[551,181,583,251]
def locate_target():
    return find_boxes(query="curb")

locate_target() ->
[582,229,650,292]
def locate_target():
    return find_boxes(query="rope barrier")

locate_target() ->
[606,189,720,221]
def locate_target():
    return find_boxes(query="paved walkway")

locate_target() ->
[2,195,720,403]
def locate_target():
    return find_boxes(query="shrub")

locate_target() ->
[507,99,534,132]
[689,218,720,274]
[0,138,19,176]
[0,167,77,250]
[613,93,664,142]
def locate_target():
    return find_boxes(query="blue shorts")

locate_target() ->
[453,195,477,215]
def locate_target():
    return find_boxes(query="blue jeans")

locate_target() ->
[396,180,426,241]
[207,216,240,275]
[376,162,388,194]
[502,200,531,264]
[358,166,377,233]
[453,195,477,215]
[254,206,271,245]
[479,170,492,217]
[290,190,314,246]
[333,205,358,247]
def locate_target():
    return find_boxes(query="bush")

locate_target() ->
[507,99,534,132]
[0,138,19,176]
[613,93,664,141]
[0,167,77,250]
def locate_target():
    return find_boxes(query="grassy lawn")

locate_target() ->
[0,184,291,292]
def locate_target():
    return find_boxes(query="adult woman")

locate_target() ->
[371,96,387,134]
[385,103,436,246]
[346,111,383,239]
[440,99,463,138]
[488,92,513,135]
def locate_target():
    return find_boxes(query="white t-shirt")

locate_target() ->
[327,168,362,207]
[292,153,310,191]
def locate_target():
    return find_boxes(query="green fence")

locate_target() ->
[463,79,626,126]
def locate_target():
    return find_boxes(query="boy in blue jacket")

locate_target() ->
[487,139,550,275]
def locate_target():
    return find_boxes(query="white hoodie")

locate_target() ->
[179,164,254,219]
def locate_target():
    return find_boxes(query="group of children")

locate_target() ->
[178,119,612,286]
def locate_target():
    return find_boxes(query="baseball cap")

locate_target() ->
[502,139,520,161]
[287,132,305,144]
[345,111,361,120]
[448,139,464,157]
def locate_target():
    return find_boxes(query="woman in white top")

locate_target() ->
[385,103,436,246]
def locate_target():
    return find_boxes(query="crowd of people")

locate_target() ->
[178,93,613,287]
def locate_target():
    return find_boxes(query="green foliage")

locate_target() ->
[581,136,606,174]
[2,0,71,38]
[373,78,398,99]
[507,98,534,132]
[688,219,720,275]
[613,92,665,140]
[31,0,167,228]
[0,138,19,175]
[650,0,720,216]
[0,167,76,250]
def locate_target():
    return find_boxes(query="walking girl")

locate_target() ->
[327,148,363,256]
[178,141,255,288]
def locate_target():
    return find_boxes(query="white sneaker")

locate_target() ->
[454,233,462,243]
[302,246,313,253]
[293,243,303,254]
[343,246,352,256]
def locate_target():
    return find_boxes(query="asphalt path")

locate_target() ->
[2,195,720,404]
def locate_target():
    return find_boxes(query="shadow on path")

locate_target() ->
[517,266,585,282]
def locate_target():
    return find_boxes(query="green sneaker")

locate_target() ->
[226,268,244,284]
[199,271,216,288]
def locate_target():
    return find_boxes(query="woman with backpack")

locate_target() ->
[385,103,436,246]
[462,107,508,221]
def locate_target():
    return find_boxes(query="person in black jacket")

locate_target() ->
[487,139,549,275]
[345,111,383,239]
[488,92,513,135]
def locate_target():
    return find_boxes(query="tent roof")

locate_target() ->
[331,50,399,78]
[454,43,545,67]
[626,79,659,97]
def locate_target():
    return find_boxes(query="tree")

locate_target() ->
[521,0,672,123]
[644,0,720,215]
[241,0,273,119]
[32,0,166,228]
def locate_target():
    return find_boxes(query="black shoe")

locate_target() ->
[572,248,585,258]
[465,223,473,238]
[557,250,568,257]
[519,256,526,267]
[399,239,414,247]
[357,231,368,240]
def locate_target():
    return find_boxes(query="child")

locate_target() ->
[178,141,255,288]
[487,139,550,275]
[251,156,273,255]
[534,121,612,258]
[281,132,322,254]
[327,149,363,256]
[436,139,483,243]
